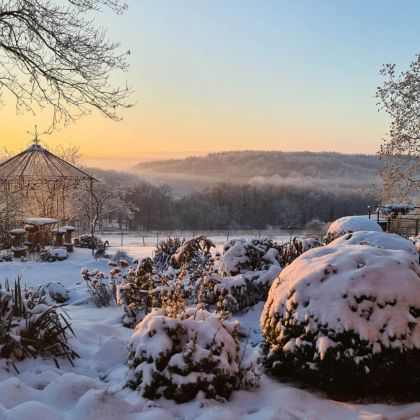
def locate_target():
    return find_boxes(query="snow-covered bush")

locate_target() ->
[75,234,101,249]
[212,265,281,315]
[108,249,134,265]
[0,279,78,365]
[329,230,418,256]
[326,215,382,243]
[0,252,12,262]
[170,235,215,281]
[280,237,323,266]
[153,237,184,271]
[39,248,69,262]
[126,308,259,402]
[81,268,114,307]
[116,258,156,327]
[261,245,420,400]
[44,282,69,303]
[219,238,281,276]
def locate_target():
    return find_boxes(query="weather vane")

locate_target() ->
[27,125,41,146]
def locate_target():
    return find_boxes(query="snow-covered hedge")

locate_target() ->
[326,215,382,242]
[126,308,259,402]
[329,231,418,256]
[261,245,420,399]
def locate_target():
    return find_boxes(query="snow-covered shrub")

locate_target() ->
[329,230,418,256]
[75,234,101,249]
[0,252,12,262]
[280,237,323,266]
[81,268,114,307]
[0,279,78,365]
[39,248,68,262]
[153,237,184,271]
[326,215,382,243]
[261,245,420,400]
[126,308,259,402]
[213,265,281,315]
[170,235,215,281]
[219,238,281,276]
[108,249,134,265]
[44,282,69,303]
[116,258,156,328]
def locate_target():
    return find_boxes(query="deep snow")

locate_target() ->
[0,236,419,419]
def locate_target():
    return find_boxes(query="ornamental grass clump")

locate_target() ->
[0,278,78,367]
[261,245,420,401]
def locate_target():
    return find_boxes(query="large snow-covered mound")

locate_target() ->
[326,216,382,242]
[329,231,418,256]
[126,308,259,402]
[261,245,420,399]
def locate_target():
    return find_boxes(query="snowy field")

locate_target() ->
[0,236,419,420]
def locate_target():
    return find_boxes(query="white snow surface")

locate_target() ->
[327,216,382,239]
[329,230,418,256]
[261,245,420,351]
[0,236,419,419]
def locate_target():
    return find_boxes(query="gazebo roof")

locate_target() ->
[0,143,97,184]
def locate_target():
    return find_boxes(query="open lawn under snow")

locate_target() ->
[0,236,419,420]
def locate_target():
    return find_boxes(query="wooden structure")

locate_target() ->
[368,205,420,237]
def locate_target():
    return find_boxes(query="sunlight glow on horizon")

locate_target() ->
[1,0,419,167]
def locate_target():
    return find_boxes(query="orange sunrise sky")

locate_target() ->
[2,0,420,169]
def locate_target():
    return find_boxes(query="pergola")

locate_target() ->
[0,137,97,228]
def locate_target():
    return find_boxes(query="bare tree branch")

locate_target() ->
[0,0,133,130]
[376,56,420,201]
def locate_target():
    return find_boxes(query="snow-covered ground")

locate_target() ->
[0,237,419,419]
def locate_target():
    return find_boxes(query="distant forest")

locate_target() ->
[132,150,380,195]
[88,164,378,230]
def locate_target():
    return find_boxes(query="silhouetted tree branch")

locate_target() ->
[0,0,132,129]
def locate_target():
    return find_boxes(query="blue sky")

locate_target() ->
[4,0,420,165]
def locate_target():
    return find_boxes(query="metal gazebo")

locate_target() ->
[0,137,97,228]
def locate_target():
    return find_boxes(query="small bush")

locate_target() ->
[170,235,215,281]
[126,308,259,402]
[39,248,69,262]
[219,238,281,276]
[154,237,184,271]
[81,268,114,307]
[75,235,101,249]
[116,258,156,327]
[279,237,323,266]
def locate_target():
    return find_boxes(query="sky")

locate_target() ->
[1,0,420,168]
